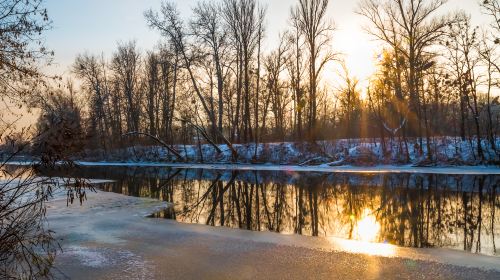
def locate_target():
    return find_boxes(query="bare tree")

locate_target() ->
[145,2,217,132]
[144,51,160,136]
[480,0,500,34]
[358,0,453,139]
[111,41,141,133]
[223,0,265,142]
[0,2,75,275]
[264,35,288,140]
[146,1,238,159]
[286,15,306,140]
[292,0,335,140]
[158,44,181,143]
[478,0,500,154]
[0,0,53,101]
[73,54,110,150]
[445,14,484,159]
[191,1,229,138]
[33,89,85,162]
[0,164,58,279]
[337,62,361,139]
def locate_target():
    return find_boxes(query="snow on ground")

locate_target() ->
[80,137,500,167]
[75,161,500,175]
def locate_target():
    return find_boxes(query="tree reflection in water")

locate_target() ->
[46,166,500,256]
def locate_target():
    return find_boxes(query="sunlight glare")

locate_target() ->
[333,238,397,257]
[355,208,380,242]
[327,208,395,257]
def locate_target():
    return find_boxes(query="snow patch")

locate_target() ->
[79,137,500,167]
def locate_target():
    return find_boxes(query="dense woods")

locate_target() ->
[40,0,499,163]
[45,0,500,163]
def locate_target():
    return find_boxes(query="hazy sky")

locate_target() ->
[44,0,486,85]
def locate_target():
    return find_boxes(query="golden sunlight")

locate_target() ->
[327,236,396,257]
[354,208,380,242]
[335,239,396,257]
[327,208,395,257]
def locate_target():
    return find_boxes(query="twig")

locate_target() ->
[122,131,184,161]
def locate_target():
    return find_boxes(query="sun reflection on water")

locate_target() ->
[333,239,397,257]
[327,208,396,257]
[355,208,380,242]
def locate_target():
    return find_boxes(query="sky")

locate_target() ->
[43,0,487,87]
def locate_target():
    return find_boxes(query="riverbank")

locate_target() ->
[74,161,500,175]
[48,190,500,279]
[78,137,500,167]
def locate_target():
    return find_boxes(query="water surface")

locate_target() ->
[41,166,500,256]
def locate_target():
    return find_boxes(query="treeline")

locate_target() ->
[37,0,500,161]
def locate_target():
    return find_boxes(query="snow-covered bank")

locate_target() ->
[80,137,500,167]
[74,161,500,175]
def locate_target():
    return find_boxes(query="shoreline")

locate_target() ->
[72,161,500,175]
